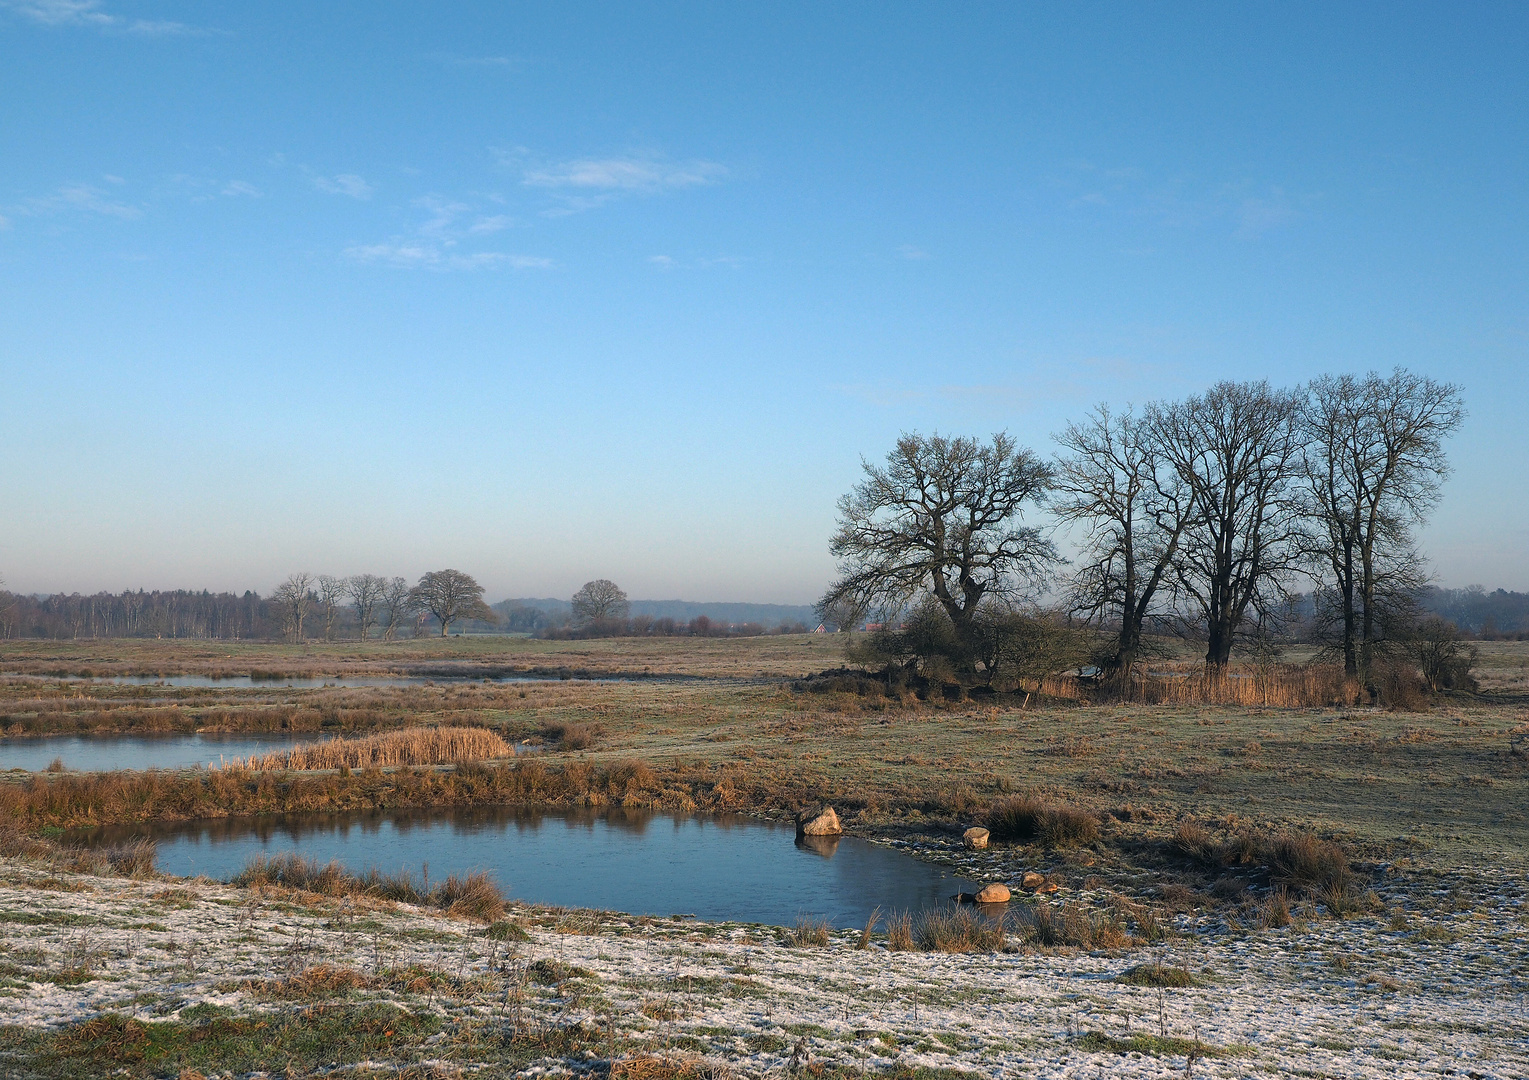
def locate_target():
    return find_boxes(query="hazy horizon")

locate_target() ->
[3,3,1526,597]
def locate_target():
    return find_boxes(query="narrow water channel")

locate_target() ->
[0,733,338,773]
[70,807,979,927]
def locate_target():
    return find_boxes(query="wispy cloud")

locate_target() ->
[644,253,746,271]
[1,0,201,35]
[898,245,929,260]
[1060,161,1310,240]
[500,149,728,215]
[312,173,374,199]
[522,155,726,192]
[221,180,261,198]
[428,51,525,69]
[20,182,142,219]
[343,242,550,271]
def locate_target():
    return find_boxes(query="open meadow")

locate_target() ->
[2,635,1527,1078]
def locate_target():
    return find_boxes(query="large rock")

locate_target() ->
[796,805,842,837]
[1020,871,1045,890]
[975,883,1011,904]
[962,827,990,850]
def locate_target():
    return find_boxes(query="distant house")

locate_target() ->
[812,623,828,633]
[863,622,884,632]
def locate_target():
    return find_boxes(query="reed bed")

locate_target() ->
[238,726,512,770]
[1117,662,1359,708]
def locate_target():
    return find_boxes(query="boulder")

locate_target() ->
[975,883,1011,904]
[1020,871,1045,890]
[796,805,842,837]
[962,827,990,850]
[1036,880,1059,894]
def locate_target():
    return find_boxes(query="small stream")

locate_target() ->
[0,733,341,772]
[69,807,979,927]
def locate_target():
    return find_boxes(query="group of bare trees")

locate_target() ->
[820,369,1465,688]
[271,569,494,641]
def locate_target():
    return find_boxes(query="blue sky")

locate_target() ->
[2,1,1526,601]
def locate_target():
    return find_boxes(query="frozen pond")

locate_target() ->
[70,807,979,927]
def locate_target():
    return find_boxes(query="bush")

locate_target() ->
[986,795,1099,847]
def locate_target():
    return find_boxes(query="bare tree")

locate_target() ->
[345,574,388,641]
[410,569,496,636]
[1148,382,1304,671]
[1301,369,1465,680]
[819,432,1057,641]
[1052,404,1195,678]
[272,573,313,642]
[571,579,630,625]
[316,575,346,641]
[380,576,412,641]
[817,594,869,633]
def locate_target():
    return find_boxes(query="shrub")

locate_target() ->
[986,795,1099,847]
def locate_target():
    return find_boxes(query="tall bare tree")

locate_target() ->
[1052,404,1195,677]
[316,575,346,641]
[345,574,388,641]
[272,573,313,642]
[410,569,496,636]
[1148,382,1304,671]
[571,579,629,625]
[380,576,412,641]
[819,432,1057,640]
[1301,369,1464,679]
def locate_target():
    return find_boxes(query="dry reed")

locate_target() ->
[1115,662,1359,708]
[238,726,511,770]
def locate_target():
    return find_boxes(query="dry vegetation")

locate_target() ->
[237,725,511,770]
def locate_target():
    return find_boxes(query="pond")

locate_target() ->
[69,807,980,928]
[0,732,341,773]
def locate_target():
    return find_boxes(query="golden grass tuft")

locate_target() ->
[240,726,511,770]
[985,794,1099,847]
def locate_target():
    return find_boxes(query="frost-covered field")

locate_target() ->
[1,854,1525,1079]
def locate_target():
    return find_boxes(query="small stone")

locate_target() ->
[962,827,990,850]
[975,883,1011,904]
[796,805,842,837]
[1020,872,1045,890]
[1037,881,1059,894]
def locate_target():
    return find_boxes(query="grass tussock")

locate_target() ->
[241,726,511,770]
[985,795,1099,847]
[540,721,603,750]
[914,906,1007,953]
[784,915,831,947]
[1116,962,1196,987]
[231,852,505,921]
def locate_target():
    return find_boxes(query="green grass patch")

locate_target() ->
[1076,1031,1250,1058]
[1115,963,1197,987]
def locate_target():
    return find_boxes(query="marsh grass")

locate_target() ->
[240,726,511,770]
[231,852,505,921]
[784,915,831,947]
[914,906,1006,952]
[884,910,915,951]
[985,795,1099,847]
[856,906,881,949]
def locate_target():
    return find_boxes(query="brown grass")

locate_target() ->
[239,726,511,770]
[884,910,915,951]
[914,906,1007,952]
[985,795,1100,847]
[784,915,830,947]
[230,852,505,921]
[1117,662,1360,708]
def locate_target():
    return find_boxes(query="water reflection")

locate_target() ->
[0,733,332,773]
[69,807,977,927]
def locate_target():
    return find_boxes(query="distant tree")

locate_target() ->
[272,573,314,642]
[1148,382,1305,671]
[819,432,1057,648]
[380,576,413,641]
[316,575,347,641]
[571,579,629,625]
[410,569,496,636]
[345,574,388,641]
[1300,369,1465,681]
[1052,404,1195,679]
[816,594,869,634]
